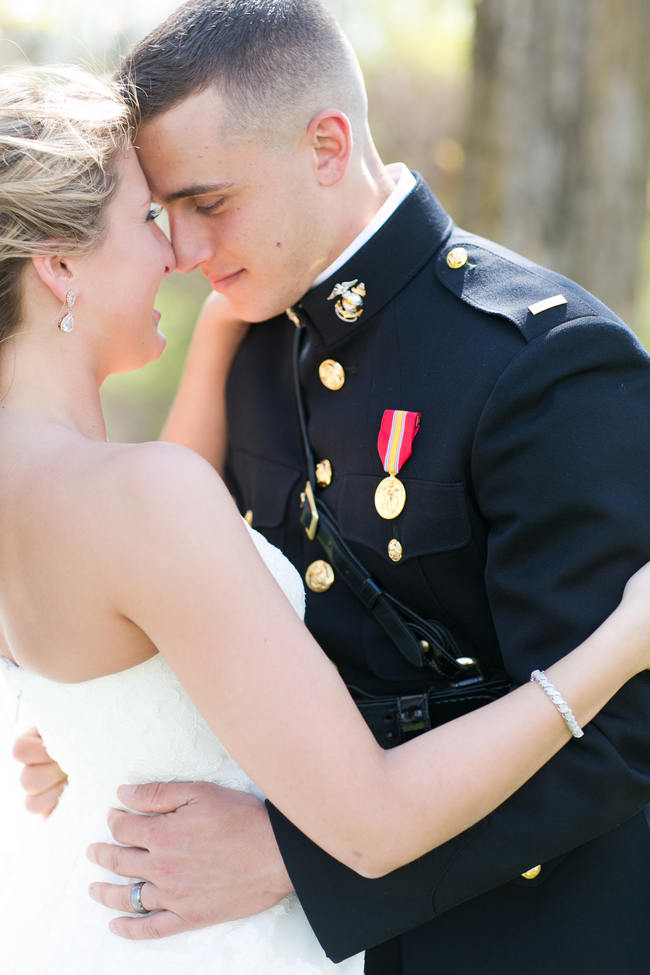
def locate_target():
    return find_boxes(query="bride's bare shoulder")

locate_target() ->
[98,440,236,525]
[95,440,255,632]
[102,439,222,487]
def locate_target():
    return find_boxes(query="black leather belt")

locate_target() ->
[352,677,514,749]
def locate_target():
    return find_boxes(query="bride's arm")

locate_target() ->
[113,445,648,879]
[159,292,249,474]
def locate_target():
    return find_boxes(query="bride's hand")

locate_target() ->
[12,727,68,817]
[160,292,249,473]
[201,291,250,378]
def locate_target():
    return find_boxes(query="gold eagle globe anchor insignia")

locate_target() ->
[327,279,366,323]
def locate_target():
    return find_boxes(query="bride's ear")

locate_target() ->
[31,252,75,304]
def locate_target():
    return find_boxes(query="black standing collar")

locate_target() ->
[291,175,453,349]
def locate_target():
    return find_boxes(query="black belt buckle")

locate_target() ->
[451,656,484,687]
[299,481,319,540]
[397,692,431,737]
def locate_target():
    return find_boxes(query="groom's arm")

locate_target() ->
[84,315,650,951]
[267,315,650,960]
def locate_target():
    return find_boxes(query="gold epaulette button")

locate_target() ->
[446,246,468,270]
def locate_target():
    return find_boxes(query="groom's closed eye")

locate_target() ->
[193,196,226,215]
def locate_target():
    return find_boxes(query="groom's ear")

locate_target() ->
[306,110,352,186]
[31,251,75,304]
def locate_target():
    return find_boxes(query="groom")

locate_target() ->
[20,1,650,972]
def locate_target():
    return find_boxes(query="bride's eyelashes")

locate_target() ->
[146,204,164,222]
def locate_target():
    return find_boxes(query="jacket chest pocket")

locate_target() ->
[227,449,302,543]
[333,475,474,680]
[337,475,471,563]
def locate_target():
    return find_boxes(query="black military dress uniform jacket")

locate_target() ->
[224,177,650,975]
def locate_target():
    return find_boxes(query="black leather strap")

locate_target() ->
[290,318,483,682]
[309,496,465,676]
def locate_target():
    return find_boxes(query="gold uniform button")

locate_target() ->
[388,539,403,562]
[521,865,542,880]
[446,246,469,270]
[318,359,345,391]
[305,560,335,593]
[315,459,333,488]
[285,307,301,327]
[244,509,254,526]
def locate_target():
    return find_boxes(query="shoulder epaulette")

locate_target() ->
[435,228,620,342]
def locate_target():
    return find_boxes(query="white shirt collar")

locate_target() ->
[311,163,416,289]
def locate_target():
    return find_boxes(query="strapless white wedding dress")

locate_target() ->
[0,525,363,975]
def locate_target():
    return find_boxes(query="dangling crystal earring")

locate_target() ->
[58,291,76,333]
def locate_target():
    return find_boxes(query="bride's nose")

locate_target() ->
[161,235,177,276]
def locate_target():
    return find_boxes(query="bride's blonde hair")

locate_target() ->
[0,65,134,342]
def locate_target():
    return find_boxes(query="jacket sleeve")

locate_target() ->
[267,315,650,962]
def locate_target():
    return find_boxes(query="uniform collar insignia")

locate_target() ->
[297,178,453,348]
[327,279,366,323]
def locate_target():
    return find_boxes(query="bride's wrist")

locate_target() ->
[600,598,649,681]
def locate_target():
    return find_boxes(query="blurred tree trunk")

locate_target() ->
[461,0,650,327]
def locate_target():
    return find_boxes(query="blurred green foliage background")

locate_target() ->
[1,0,648,443]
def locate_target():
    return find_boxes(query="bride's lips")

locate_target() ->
[206,269,244,292]
[153,308,162,325]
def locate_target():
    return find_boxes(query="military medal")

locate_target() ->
[375,409,421,519]
[375,475,406,520]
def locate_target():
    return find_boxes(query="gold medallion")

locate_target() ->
[374,475,406,520]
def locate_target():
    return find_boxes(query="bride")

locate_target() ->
[0,66,649,975]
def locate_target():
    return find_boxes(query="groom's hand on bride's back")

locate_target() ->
[13,727,68,817]
[87,781,293,940]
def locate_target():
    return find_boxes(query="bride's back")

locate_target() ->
[0,421,158,681]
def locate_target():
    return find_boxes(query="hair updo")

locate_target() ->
[0,65,135,343]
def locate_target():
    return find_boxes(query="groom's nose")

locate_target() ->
[168,216,216,275]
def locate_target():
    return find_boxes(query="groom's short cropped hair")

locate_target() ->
[117,0,367,141]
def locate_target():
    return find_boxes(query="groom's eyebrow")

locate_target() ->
[161,180,235,204]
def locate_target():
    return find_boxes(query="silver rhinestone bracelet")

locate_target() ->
[530,669,584,739]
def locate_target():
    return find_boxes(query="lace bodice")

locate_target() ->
[0,524,362,975]
[5,524,305,795]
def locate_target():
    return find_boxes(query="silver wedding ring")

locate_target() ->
[130,880,149,915]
